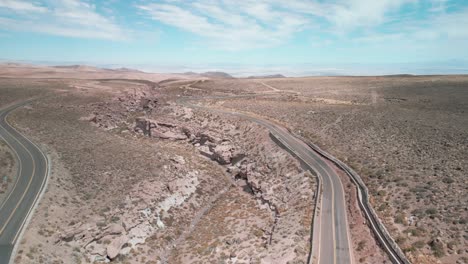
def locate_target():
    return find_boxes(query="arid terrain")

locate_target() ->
[0,65,317,264]
[0,64,467,264]
[212,76,468,264]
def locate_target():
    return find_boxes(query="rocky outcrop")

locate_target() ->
[133,118,188,140]
[193,131,220,145]
[212,143,237,165]
[80,87,160,132]
[76,86,315,263]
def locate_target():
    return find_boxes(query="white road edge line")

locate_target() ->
[306,142,407,264]
[180,90,408,264]
[183,100,344,264]
[8,153,49,264]
[0,131,23,211]
[271,132,323,264]
[1,105,50,264]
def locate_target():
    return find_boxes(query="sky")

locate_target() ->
[0,0,468,76]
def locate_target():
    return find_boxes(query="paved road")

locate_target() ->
[182,100,353,264]
[0,101,48,264]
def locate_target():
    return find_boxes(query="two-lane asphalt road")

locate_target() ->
[249,116,353,264]
[0,101,48,264]
[181,99,353,264]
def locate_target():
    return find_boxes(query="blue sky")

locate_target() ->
[0,0,468,76]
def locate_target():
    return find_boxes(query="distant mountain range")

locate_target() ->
[52,65,145,73]
[182,71,234,79]
[247,74,286,79]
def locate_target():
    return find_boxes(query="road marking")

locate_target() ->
[268,126,339,264]
[3,108,49,245]
[244,120,342,263]
[316,145,404,263]
[0,101,35,212]
[269,131,325,264]
[335,163,355,264]
[0,103,49,264]
[329,165,337,264]
[0,108,37,236]
[0,126,24,212]
[181,96,351,264]
[181,92,405,263]
[10,140,48,244]
[314,172,323,264]
[12,152,48,244]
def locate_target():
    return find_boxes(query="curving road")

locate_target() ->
[245,115,354,264]
[0,101,48,264]
[178,77,410,264]
[180,99,354,264]
[182,93,410,264]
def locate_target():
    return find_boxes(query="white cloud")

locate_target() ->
[137,0,308,50]
[1,0,467,54]
[327,0,416,31]
[137,0,419,50]
[0,0,125,40]
[0,0,47,13]
[266,0,416,32]
[356,6,468,44]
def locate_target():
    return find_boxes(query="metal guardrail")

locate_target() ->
[300,139,411,264]
[178,92,410,263]
[268,132,322,264]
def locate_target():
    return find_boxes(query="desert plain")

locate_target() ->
[0,64,466,264]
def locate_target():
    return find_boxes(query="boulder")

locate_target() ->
[155,216,165,229]
[134,118,151,136]
[236,161,256,179]
[198,145,213,159]
[80,114,97,123]
[139,98,158,111]
[106,235,129,260]
[212,143,235,165]
[59,222,84,242]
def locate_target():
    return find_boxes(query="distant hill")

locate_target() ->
[52,65,146,73]
[182,71,234,79]
[201,71,234,79]
[52,65,102,71]
[109,67,144,73]
[247,74,286,79]
[52,65,80,69]
[381,74,415,77]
